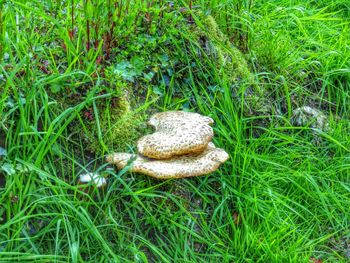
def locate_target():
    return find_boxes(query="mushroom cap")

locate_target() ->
[106,143,229,179]
[137,111,214,159]
[79,173,107,188]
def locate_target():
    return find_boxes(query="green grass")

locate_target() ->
[1,0,349,262]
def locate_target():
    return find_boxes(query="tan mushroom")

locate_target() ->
[137,111,214,159]
[106,143,229,179]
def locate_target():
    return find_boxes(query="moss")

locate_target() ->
[190,13,253,83]
[80,91,147,154]
[186,12,271,115]
[52,72,149,155]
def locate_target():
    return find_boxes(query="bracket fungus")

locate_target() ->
[106,143,229,179]
[107,111,229,179]
[137,111,214,159]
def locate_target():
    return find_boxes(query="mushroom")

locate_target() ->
[78,173,107,188]
[106,143,229,179]
[137,111,214,159]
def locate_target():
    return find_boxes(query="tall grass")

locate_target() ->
[0,0,349,262]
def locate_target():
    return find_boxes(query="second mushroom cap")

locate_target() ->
[137,111,214,159]
[107,142,229,179]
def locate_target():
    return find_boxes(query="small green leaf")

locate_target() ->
[50,84,61,93]
[152,86,163,96]
[1,163,15,176]
[143,71,155,82]
[0,147,6,157]
[131,56,145,75]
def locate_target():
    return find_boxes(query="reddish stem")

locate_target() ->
[126,0,129,15]
[94,22,99,49]
[71,0,74,39]
[86,19,90,51]
[189,0,193,23]
[118,0,122,18]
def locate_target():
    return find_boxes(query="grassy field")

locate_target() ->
[0,0,349,262]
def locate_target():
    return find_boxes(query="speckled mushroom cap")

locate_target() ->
[137,111,214,159]
[106,143,229,179]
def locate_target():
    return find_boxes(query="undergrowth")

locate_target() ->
[0,0,349,262]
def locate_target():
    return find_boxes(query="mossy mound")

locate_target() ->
[50,76,148,155]
[81,96,146,153]
[76,85,147,154]
[180,11,271,116]
[192,13,253,83]
[55,10,273,155]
